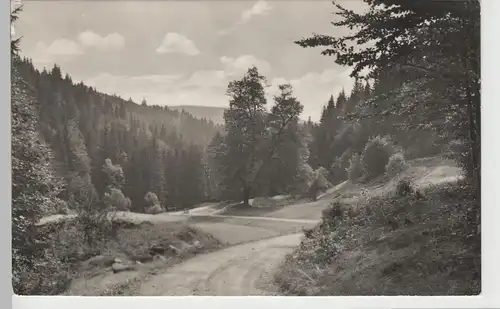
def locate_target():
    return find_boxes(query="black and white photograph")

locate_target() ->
[10,0,483,298]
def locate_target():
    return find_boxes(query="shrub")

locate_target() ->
[103,188,131,211]
[315,167,331,190]
[144,192,165,214]
[102,158,125,189]
[307,167,332,200]
[330,149,352,183]
[347,153,364,182]
[55,199,70,215]
[145,204,166,215]
[292,163,315,196]
[361,135,396,179]
[321,202,344,223]
[385,152,409,178]
[144,192,159,207]
[394,177,415,197]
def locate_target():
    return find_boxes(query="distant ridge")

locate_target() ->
[169,105,227,125]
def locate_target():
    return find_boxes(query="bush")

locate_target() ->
[291,163,315,196]
[55,199,70,215]
[144,192,159,207]
[314,167,331,190]
[102,158,125,189]
[361,135,396,179]
[347,153,364,182]
[307,167,332,200]
[321,202,344,223]
[330,149,352,183]
[394,177,415,197]
[385,152,409,178]
[103,188,131,211]
[145,204,166,215]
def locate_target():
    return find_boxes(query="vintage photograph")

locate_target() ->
[11,0,480,296]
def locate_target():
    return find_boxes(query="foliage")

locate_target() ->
[291,162,315,197]
[394,177,416,198]
[103,187,131,211]
[16,58,211,212]
[102,158,125,190]
[361,135,396,179]
[347,153,363,182]
[329,149,351,184]
[10,4,22,54]
[11,58,67,294]
[295,0,480,226]
[145,203,166,215]
[218,69,306,204]
[144,192,160,208]
[307,167,331,201]
[385,152,409,178]
[275,182,479,296]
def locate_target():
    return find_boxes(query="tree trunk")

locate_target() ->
[242,186,251,207]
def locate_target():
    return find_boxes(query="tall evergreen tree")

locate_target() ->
[12,46,65,295]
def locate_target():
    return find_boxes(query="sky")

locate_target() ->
[14,0,367,121]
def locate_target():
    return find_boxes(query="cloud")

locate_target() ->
[241,0,273,24]
[35,39,83,56]
[177,55,271,90]
[29,39,83,67]
[218,0,273,36]
[77,31,125,51]
[84,73,182,95]
[270,69,354,121]
[81,56,351,122]
[220,55,271,76]
[156,33,200,56]
[182,70,227,88]
[27,31,125,67]
[83,72,226,109]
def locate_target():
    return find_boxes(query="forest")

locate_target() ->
[11,0,480,296]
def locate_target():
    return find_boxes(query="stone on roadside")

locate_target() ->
[87,255,116,268]
[112,262,136,273]
[193,240,203,249]
[169,244,182,255]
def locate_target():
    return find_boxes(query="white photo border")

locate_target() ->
[4,0,500,308]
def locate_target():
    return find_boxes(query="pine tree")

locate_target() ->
[11,57,66,294]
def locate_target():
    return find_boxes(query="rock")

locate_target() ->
[149,244,166,255]
[87,255,116,268]
[132,255,154,263]
[112,262,136,273]
[169,245,182,255]
[193,240,203,249]
[153,255,167,261]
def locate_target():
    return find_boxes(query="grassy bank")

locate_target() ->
[274,178,480,295]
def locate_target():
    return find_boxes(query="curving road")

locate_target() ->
[138,233,304,296]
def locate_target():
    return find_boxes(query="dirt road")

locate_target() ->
[138,233,304,296]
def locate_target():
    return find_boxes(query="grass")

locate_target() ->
[273,179,480,296]
[186,215,316,245]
